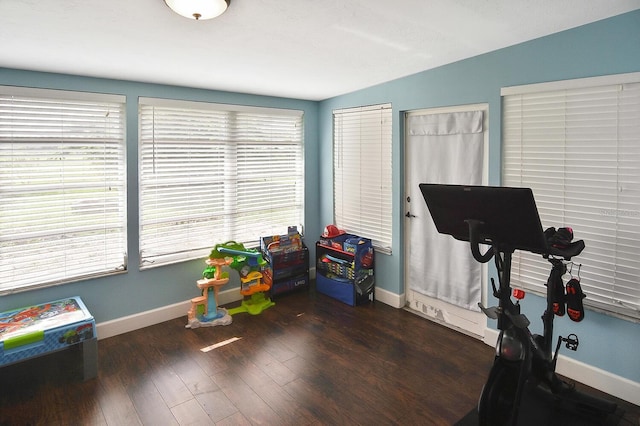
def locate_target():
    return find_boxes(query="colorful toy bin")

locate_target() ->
[261,227,309,297]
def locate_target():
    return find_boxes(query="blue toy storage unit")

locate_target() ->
[261,228,310,297]
[316,234,375,306]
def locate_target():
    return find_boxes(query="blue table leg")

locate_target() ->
[81,337,98,380]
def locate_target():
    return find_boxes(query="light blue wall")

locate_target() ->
[0,68,321,325]
[319,10,640,383]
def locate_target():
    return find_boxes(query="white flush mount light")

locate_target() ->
[165,0,230,21]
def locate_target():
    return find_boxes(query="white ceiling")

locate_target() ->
[1,0,639,101]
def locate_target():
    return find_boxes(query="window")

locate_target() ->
[0,87,127,293]
[138,98,304,268]
[502,73,640,321]
[333,104,393,253]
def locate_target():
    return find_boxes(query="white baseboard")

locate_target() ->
[375,287,404,308]
[96,288,242,340]
[483,328,640,406]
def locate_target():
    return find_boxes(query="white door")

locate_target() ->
[404,104,488,338]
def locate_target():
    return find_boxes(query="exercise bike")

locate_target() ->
[418,183,618,426]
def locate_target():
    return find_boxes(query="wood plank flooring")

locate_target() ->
[1,287,638,425]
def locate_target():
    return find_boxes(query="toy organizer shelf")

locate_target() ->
[261,235,309,297]
[316,234,375,306]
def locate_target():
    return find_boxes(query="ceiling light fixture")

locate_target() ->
[164,0,230,21]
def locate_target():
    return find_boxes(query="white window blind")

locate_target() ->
[502,73,640,321]
[333,103,392,253]
[0,86,127,294]
[139,98,304,268]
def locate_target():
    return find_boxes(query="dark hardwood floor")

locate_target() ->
[1,286,638,425]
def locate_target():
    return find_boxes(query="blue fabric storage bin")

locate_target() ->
[316,274,356,306]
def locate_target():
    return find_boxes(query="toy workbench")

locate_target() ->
[0,296,97,380]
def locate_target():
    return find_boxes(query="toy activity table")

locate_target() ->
[0,296,97,380]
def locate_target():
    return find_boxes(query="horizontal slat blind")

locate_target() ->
[139,99,304,268]
[0,87,127,293]
[333,104,392,253]
[502,75,640,321]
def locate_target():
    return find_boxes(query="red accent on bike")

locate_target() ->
[513,289,526,300]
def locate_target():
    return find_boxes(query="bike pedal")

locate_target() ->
[563,333,579,351]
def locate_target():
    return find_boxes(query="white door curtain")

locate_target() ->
[407,110,484,310]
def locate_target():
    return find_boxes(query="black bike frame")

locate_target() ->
[419,184,617,425]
